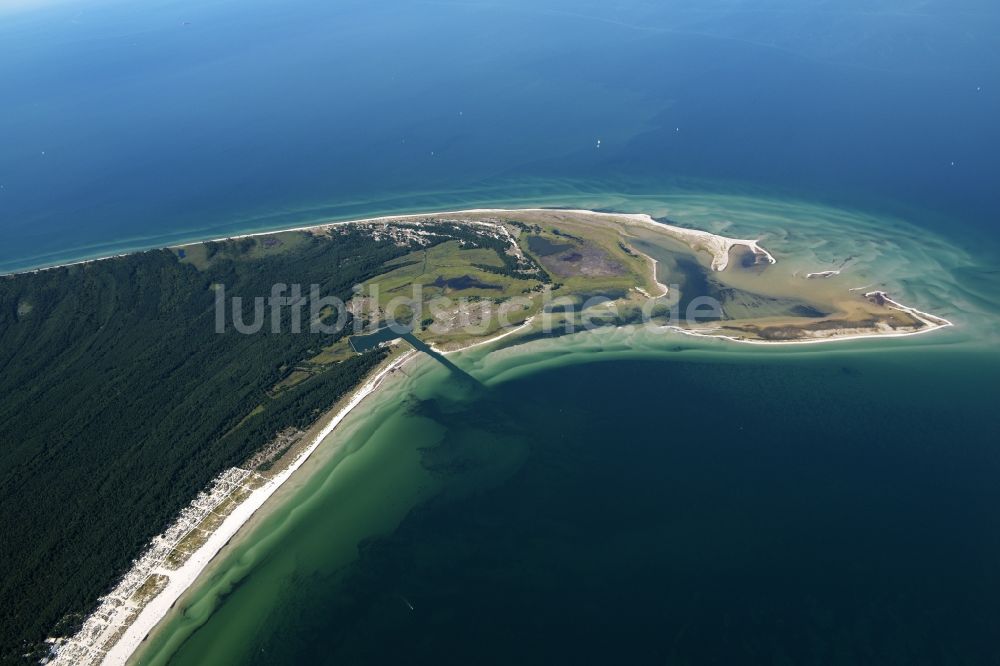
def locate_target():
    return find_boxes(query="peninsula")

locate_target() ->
[30,208,951,665]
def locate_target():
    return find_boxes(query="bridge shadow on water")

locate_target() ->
[400,332,483,393]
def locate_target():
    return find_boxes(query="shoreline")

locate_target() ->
[58,308,953,665]
[64,350,419,666]
[661,318,954,346]
[433,316,537,355]
[5,207,772,278]
[10,206,951,348]
[106,314,546,665]
[42,205,957,664]
[660,291,954,346]
[64,312,557,666]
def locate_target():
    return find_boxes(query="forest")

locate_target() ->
[0,229,430,662]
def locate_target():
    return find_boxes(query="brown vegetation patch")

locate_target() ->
[530,238,626,279]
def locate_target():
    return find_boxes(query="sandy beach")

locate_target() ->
[41,206,958,665]
[85,315,549,665]
[102,314,542,665]
[660,290,954,346]
[93,350,418,665]
[10,207,774,279]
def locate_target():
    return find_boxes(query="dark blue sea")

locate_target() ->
[2,0,998,272]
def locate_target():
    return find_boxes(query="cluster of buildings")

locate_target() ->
[45,468,257,665]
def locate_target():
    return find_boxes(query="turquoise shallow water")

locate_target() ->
[136,328,1000,665]
[130,185,1000,663]
[135,190,1000,664]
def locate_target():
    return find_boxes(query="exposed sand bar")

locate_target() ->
[661,292,954,345]
[662,320,954,346]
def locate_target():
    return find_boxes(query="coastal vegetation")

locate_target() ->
[5,212,647,663]
[1,208,953,663]
[0,229,423,662]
